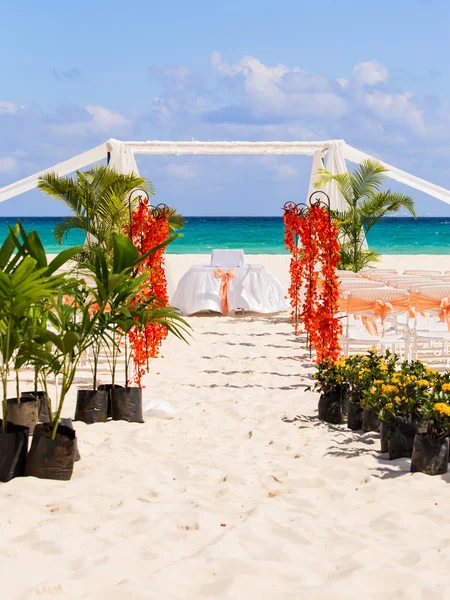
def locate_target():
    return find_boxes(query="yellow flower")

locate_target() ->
[433,403,450,417]
[370,387,377,395]
[381,384,398,394]
[417,380,430,388]
[391,377,400,385]
[337,376,343,384]
[394,396,402,404]
[442,383,450,393]
[374,380,384,385]
[385,402,394,409]
[379,364,388,372]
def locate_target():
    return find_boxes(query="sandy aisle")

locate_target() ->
[2,255,450,599]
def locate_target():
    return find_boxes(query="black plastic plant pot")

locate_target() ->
[111,387,144,423]
[411,434,449,476]
[98,384,124,419]
[340,387,350,420]
[26,423,77,481]
[0,419,29,482]
[362,409,380,433]
[318,392,341,424]
[380,421,389,453]
[387,417,417,460]
[59,418,80,462]
[6,397,39,435]
[21,391,52,423]
[347,395,363,431]
[74,390,108,424]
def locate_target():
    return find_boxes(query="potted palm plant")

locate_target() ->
[315,159,416,272]
[0,223,77,482]
[79,233,190,424]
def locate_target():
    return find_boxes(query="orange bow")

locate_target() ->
[347,295,409,337]
[439,297,450,330]
[214,268,236,315]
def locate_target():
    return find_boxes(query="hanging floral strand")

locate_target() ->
[283,199,341,362]
[126,197,170,386]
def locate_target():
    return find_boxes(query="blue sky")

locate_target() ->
[1,0,450,216]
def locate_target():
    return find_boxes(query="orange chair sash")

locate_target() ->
[214,268,236,315]
[409,293,450,330]
[346,295,410,336]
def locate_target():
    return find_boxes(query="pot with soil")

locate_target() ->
[340,386,350,420]
[411,433,448,475]
[111,387,144,423]
[362,409,380,433]
[60,417,81,462]
[22,391,52,423]
[26,422,77,480]
[6,396,39,435]
[0,419,29,482]
[347,391,363,431]
[98,384,124,419]
[387,416,417,460]
[379,420,390,453]
[318,389,342,424]
[74,389,109,424]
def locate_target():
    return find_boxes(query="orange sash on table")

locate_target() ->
[214,268,236,316]
[346,295,411,336]
[409,293,450,330]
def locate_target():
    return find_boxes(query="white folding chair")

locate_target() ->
[344,287,410,358]
[409,284,450,363]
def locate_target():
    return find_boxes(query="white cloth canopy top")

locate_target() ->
[0,138,449,207]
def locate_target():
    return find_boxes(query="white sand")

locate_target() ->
[2,254,450,599]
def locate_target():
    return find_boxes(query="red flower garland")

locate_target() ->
[284,204,341,362]
[126,198,170,385]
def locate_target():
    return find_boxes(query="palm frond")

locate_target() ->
[350,159,387,201]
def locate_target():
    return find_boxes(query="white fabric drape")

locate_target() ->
[343,143,450,204]
[306,150,325,204]
[106,138,140,175]
[0,143,107,203]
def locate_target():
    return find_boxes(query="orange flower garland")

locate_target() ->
[283,202,341,362]
[126,198,170,386]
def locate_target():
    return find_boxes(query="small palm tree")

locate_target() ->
[38,166,185,263]
[315,159,416,272]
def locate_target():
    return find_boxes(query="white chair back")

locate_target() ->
[210,249,245,268]
[404,269,441,276]
[339,280,385,292]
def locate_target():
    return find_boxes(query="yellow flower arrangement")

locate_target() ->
[434,403,450,417]
[442,383,450,393]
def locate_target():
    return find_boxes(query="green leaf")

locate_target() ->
[45,246,83,275]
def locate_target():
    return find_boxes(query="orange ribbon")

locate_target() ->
[409,293,450,330]
[347,295,410,336]
[214,268,236,315]
[439,297,450,329]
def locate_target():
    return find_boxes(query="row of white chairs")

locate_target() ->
[336,268,450,365]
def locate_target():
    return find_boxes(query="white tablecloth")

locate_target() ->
[171,264,289,316]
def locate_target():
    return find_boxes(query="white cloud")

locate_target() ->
[353,60,388,86]
[50,105,131,137]
[273,164,299,180]
[0,157,18,173]
[165,163,199,179]
[0,101,22,114]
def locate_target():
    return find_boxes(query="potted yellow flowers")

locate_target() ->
[411,382,450,475]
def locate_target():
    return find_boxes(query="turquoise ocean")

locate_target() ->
[1,216,450,254]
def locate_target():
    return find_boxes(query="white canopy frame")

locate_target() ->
[0,138,449,210]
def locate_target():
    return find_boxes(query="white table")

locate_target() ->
[171,264,289,316]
